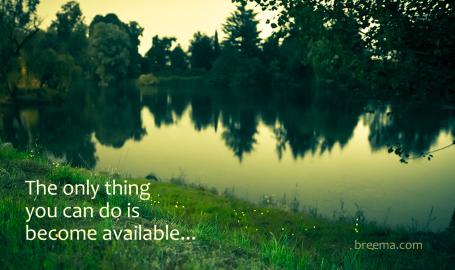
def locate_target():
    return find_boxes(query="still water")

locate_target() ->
[1,81,454,230]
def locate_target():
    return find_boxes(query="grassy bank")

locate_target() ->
[0,147,454,269]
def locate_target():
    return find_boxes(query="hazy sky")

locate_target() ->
[37,0,273,55]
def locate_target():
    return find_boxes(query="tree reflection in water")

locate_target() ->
[1,80,454,167]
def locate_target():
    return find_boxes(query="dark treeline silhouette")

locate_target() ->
[231,0,455,100]
[142,30,221,74]
[1,1,454,102]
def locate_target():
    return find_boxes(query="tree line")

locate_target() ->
[1,0,454,101]
[232,0,455,100]
[0,1,258,92]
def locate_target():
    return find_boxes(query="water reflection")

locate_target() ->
[1,80,454,229]
[0,80,147,168]
[1,80,454,166]
[94,84,146,148]
[365,103,455,156]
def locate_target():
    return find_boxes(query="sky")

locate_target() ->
[37,0,274,55]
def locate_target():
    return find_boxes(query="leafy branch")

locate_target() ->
[387,140,455,164]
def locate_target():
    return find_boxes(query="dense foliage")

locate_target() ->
[0,0,40,95]
[0,0,454,101]
[188,32,218,71]
[143,35,176,72]
[89,23,132,87]
[232,0,455,100]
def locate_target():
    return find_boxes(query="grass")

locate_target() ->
[0,146,454,269]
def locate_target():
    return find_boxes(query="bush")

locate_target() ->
[137,73,159,86]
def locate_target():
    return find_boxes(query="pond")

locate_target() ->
[1,80,454,231]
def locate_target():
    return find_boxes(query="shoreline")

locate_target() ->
[1,146,454,269]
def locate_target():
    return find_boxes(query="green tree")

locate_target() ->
[89,23,131,87]
[21,2,89,93]
[47,1,89,68]
[223,5,260,57]
[34,48,78,91]
[358,0,455,97]
[23,30,81,92]
[170,45,188,71]
[89,14,143,77]
[213,30,221,59]
[0,0,40,93]
[125,21,144,77]
[49,1,86,41]
[234,0,455,99]
[144,35,176,72]
[261,36,280,65]
[188,32,215,70]
[210,5,264,88]
[89,13,126,35]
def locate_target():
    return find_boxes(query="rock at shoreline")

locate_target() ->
[146,173,160,182]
